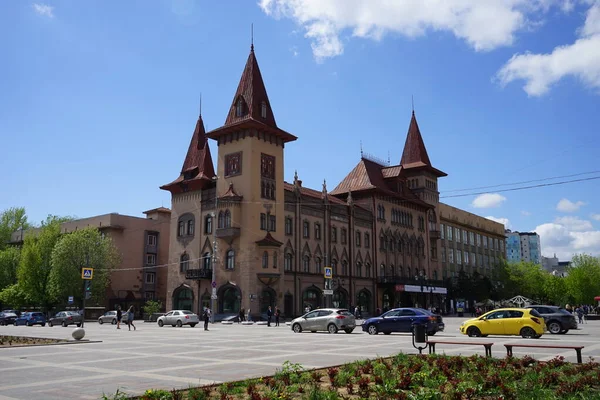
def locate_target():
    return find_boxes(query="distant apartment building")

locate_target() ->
[10,208,171,310]
[505,230,541,264]
[541,254,570,277]
[439,204,507,280]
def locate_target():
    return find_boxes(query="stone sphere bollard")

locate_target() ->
[72,327,85,340]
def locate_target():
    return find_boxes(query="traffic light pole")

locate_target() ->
[81,271,86,329]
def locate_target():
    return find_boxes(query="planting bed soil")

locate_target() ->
[106,353,600,400]
[0,335,69,347]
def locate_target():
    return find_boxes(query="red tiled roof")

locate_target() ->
[283,182,346,205]
[382,165,402,178]
[400,112,447,177]
[143,207,171,214]
[160,116,216,194]
[206,47,297,144]
[219,182,243,201]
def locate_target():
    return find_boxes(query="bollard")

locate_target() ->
[411,323,428,354]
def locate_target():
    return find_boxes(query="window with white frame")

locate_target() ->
[284,253,292,271]
[476,234,481,246]
[145,272,155,284]
[462,230,467,244]
[226,250,235,270]
[456,250,462,264]
[441,247,446,262]
[440,224,445,239]
[455,228,461,243]
[147,234,157,246]
[303,255,310,273]
[447,225,453,241]
[464,251,469,265]
[146,254,156,266]
[448,248,454,263]
[469,231,474,245]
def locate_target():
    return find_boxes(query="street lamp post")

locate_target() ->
[210,175,218,323]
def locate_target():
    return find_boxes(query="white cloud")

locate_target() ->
[259,0,569,61]
[32,3,54,18]
[592,214,600,221]
[554,216,593,231]
[485,216,511,228]
[556,198,586,212]
[290,46,299,57]
[496,1,600,96]
[521,210,531,216]
[535,220,600,260]
[471,193,507,208]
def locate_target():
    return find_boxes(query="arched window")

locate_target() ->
[204,215,212,234]
[261,101,267,118]
[407,267,412,278]
[262,251,269,269]
[218,211,224,228]
[224,210,231,228]
[433,270,438,280]
[273,251,278,268]
[366,262,371,278]
[284,253,293,271]
[303,255,310,273]
[332,259,338,276]
[315,257,322,274]
[380,263,385,277]
[179,253,189,273]
[397,265,402,277]
[226,250,235,270]
[202,252,211,270]
[178,214,195,237]
[356,262,362,277]
[236,98,243,117]
[342,260,348,275]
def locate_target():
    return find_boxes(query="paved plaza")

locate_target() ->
[1,318,600,400]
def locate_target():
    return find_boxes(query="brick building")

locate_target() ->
[161,45,506,318]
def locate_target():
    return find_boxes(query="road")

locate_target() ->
[1,318,599,400]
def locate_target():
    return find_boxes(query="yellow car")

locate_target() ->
[460,308,545,339]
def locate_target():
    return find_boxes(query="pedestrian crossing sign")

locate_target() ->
[82,268,94,280]
[324,267,333,279]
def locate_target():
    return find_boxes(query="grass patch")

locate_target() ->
[0,335,68,347]
[104,354,600,399]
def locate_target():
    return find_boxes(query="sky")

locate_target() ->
[1,0,600,261]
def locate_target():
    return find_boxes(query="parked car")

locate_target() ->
[14,312,46,326]
[98,311,120,325]
[290,308,356,334]
[0,312,18,326]
[48,311,82,327]
[460,308,544,339]
[157,310,199,327]
[525,305,578,334]
[362,307,444,336]
[2,309,21,317]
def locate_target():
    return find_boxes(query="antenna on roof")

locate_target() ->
[199,92,202,117]
[387,151,390,165]
[251,23,254,51]
[360,140,363,157]
[411,95,414,113]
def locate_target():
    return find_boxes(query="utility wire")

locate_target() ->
[441,176,600,199]
[443,170,600,194]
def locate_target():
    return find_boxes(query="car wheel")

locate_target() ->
[190,323,196,328]
[520,327,536,339]
[547,321,562,334]
[111,319,117,325]
[62,321,68,327]
[98,319,103,325]
[467,326,481,337]
[559,329,569,334]
[367,325,378,335]
[41,323,45,327]
[26,322,32,327]
[344,328,354,334]
[158,320,164,327]
[292,323,302,333]
[48,321,53,327]
[176,320,183,327]
[327,324,338,334]
[14,322,17,326]
[311,331,316,333]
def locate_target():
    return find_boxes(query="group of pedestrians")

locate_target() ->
[566,304,595,324]
[115,305,136,331]
[266,306,281,327]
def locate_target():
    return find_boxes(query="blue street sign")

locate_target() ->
[68,296,74,304]
[82,267,94,280]
[324,267,333,279]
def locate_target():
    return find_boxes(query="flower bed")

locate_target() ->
[0,335,68,347]
[106,354,600,400]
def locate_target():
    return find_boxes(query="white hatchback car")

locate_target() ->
[290,308,356,334]
[157,310,199,328]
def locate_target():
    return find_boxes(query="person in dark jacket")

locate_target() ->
[267,306,273,327]
[274,307,280,327]
[203,307,211,331]
[116,306,122,330]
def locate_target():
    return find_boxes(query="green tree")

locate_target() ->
[0,246,21,291]
[48,227,120,306]
[503,261,548,301]
[14,216,67,311]
[142,300,163,318]
[543,274,570,306]
[0,207,31,250]
[564,254,600,305]
[0,283,28,308]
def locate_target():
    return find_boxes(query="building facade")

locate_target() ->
[161,45,506,318]
[505,230,541,264]
[10,208,171,311]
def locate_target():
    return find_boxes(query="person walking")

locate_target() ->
[127,306,136,331]
[203,307,211,331]
[239,308,245,324]
[116,306,122,330]
[274,307,280,327]
[267,306,273,327]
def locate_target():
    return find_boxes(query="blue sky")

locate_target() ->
[1,0,600,260]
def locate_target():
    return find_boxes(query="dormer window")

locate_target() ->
[236,98,243,117]
[261,101,267,118]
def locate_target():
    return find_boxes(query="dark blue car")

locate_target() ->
[362,307,444,336]
[14,312,46,326]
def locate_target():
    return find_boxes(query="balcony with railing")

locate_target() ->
[185,268,213,280]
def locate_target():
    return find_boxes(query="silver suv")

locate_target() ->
[291,308,356,334]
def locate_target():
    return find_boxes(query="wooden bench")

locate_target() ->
[427,341,494,357]
[504,344,584,363]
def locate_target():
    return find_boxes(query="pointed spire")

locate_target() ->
[181,115,215,179]
[294,170,298,184]
[400,111,432,167]
[224,45,277,128]
[251,23,254,52]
